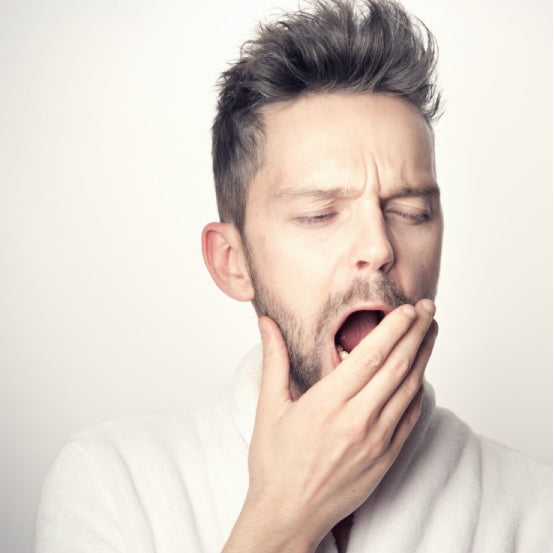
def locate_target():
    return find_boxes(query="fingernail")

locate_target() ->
[421,299,436,315]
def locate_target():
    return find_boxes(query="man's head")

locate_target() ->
[203,0,443,393]
[212,0,441,234]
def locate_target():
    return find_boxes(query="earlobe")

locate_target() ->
[201,222,255,302]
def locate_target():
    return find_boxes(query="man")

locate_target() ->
[34,1,551,552]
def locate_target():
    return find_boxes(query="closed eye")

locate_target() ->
[385,209,431,224]
[296,211,338,226]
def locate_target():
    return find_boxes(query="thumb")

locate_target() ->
[258,316,292,407]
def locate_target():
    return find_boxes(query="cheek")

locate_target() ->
[251,229,343,312]
[390,228,442,295]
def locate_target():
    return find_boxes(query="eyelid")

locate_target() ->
[388,210,431,223]
[296,211,338,225]
[383,195,432,209]
[384,206,431,224]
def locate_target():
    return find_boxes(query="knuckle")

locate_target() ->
[342,404,375,445]
[361,421,390,458]
[369,429,390,458]
[404,373,423,397]
[389,355,411,378]
[402,392,423,428]
[407,401,423,427]
[350,425,367,446]
[359,348,384,369]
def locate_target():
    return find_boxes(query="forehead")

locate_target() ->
[250,93,436,200]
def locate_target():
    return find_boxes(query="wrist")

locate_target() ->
[223,495,318,553]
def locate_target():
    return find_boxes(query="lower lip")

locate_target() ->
[330,344,341,369]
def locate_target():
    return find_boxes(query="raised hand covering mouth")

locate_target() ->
[251,271,414,393]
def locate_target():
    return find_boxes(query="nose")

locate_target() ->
[352,206,394,273]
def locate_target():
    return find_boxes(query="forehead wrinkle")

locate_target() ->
[368,147,438,200]
[272,184,361,201]
[269,156,368,201]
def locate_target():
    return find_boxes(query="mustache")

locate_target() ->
[316,274,412,335]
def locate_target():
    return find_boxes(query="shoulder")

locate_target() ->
[37,410,212,517]
[430,406,551,482]
[430,406,552,547]
[432,406,551,478]
[35,390,244,553]
[68,410,203,455]
[46,387,239,487]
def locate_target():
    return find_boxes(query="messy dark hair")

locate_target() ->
[212,0,441,233]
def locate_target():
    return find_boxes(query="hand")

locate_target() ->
[223,300,438,553]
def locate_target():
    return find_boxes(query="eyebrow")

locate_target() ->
[273,186,358,200]
[383,183,441,200]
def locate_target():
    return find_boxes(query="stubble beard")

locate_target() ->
[245,254,416,393]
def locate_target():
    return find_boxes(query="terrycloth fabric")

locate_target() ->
[34,345,552,553]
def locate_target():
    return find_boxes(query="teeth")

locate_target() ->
[337,345,349,360]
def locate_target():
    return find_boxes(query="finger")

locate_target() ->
[361,384,425,483]
[374,319,438,439]
[258,316,292,409]
[383,384,425,459]
[318,304,417,400]
[351,299,435,412]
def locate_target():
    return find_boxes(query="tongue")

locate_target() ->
[336,311,381,353]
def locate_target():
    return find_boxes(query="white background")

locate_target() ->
[0,0,551,551]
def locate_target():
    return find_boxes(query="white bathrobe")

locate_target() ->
[34,346,552,553]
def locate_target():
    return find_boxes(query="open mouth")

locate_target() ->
[334,310,385,360]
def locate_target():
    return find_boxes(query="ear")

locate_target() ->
[202,222,255,302]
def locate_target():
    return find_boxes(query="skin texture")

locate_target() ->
[202,93,443,552]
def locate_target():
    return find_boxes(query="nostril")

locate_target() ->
[356,260,369,270]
